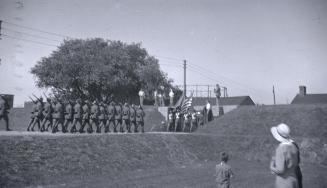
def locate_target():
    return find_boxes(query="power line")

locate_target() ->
[2,20,72,39]
[2,27,62,43]
[2,33,58,47]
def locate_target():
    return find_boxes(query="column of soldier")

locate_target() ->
[166,107,204,133]
[27,95,145,134]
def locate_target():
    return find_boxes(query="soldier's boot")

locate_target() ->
[52,122,57,133]
[80,120,86,133]
[141,125,144,133]
[96,122,101,133]
[5,118,11,131]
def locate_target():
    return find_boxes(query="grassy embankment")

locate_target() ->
[0,104,326,187]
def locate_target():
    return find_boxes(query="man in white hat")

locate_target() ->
[270,123,301,188]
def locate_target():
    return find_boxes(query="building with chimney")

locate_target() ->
[291,86,327,104]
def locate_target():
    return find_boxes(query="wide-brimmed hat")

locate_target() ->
[271,123,291,143]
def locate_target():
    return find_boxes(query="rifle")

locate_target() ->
[43,92,49,100]
[28,96,36,103]
[32,94,42,102]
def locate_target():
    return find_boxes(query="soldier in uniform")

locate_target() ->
[183,109,192,132]
[167,108,175,132]
[31,96,44,131]
[98,101,107,133]
[63,100,74,133]
[27,99,37,131]
[174,109,182,132]
[129,104,137,132]
[90,100,100,133]
[0,95,11,131]
[114,102,122,133]
[52,98,65,133]
[136,105,145,133]
[71,99,82,133]
[41,98,53,132]
[122,103,131,133]
[81,100,91,133]
[190,110,198,132]
[106,101,116,132]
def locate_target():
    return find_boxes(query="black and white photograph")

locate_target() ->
[0,0,326,187]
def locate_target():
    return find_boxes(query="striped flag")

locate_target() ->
[180,92,193,114]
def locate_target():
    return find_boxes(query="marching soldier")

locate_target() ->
[63,100,74,133]
[0,95,11,131]
[114,102,122,133]
[31,96,44,131]
[90,100,100,133]
[81,100,91,133]
[98,101,107,133]
[122,103,130,133]
[136,105,145,133]
[129,104,137,132]
[71,99,82,133]
[27,98,37,131]
[106,101,116,132]
[52,98,65,133]
[183,109,192,132]
[41,98,53,132]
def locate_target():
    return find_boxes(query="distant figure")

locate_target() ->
[154,90,158,106]
[138,89,145,107]
[129,104,137,132]
[114,103,123,133]
[270,123,301,188]
[215,152,234,188]
[135,105,145,133]
[0,95,11,131]
[106,102,116,132]
[72,99,82,133]
[158,93,163,106]
[169,89,174,106]
[206,101,213,122]
[122,103,131,133]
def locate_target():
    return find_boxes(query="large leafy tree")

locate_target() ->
[31,38,180,103]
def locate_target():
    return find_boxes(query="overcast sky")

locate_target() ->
[0,0,327,106]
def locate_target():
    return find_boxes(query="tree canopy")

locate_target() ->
[31,38,181,103]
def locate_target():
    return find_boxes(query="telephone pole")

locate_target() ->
[183,60,187,97]
[273,85,276,105]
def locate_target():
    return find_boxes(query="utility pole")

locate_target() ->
[273,85,276,105]
[183,60,186,97]
[0,20,2,39]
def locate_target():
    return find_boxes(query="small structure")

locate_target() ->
[291,86,327,104]
[192,96,255,115]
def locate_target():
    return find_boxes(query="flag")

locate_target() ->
[180,92,193,114]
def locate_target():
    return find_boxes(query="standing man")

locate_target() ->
[167,108,174,132]
[0,95,11,131]
[270,123,301,188]
[106,101,116,132]
[136,105,145,133]
[122,103,130,133]
[214,84,223,116]
[114,102,122,133]
[169,89,174,107]
[41,98,53,132]
[71,99,82,133]
[174,109,181,132]
[183,109,192,132]
[154,90,158,106]
[190,110,198,132]
[138,89,145,107]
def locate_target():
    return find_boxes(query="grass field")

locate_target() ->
[0,104,326,188]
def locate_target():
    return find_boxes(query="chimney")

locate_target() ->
[299,86,306,96]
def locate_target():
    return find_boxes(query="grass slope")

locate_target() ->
[0,133,326,188]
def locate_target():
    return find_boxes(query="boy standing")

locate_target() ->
[216,152,234,188]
